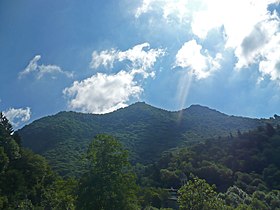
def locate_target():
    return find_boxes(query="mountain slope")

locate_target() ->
[18,102,266,176]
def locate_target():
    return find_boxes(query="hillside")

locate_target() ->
[136,125,280,209]
[18,102,268,176]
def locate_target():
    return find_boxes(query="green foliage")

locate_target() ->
[160,169,180,188]
[221,185,252,207]
[0,113,21,161]
[178,177,227,210]
[195,160,233,189]
[18,102,265,176]
[0,112,76,209]
[42,178,77,210]
[3,105,280,209]
[138,187,170,209]
[234,204,252,210]
[0,146,9,172]
[0,112,13,136]
[76,134,139,210]
[43,138,88,177]
[250,198,269,210]
[137,125,280,209]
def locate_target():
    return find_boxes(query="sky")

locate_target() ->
[1,0,280,129]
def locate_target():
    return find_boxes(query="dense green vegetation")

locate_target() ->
[0,113,77,209]
[178,177,227,210]
[76,134,138,210]
[0,115,140,209]
[3,103,280,209]
[1,115,140,210]
[136,124,280,209]
[18,102,269,177]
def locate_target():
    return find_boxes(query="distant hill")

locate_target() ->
[18,102,273,176]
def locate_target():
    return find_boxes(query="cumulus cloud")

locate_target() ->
[135,0,280,83]
[63,71,143,114]
[235,15,279,67]
[235,13,280,84]
[258,34,280,82]
[3,107,31,128]
[90,43,165,78]
[192,1,280,48]
[65,43,165,114]
[135,0,191,21]
[19,55,73,79]
[174,40,222,79]
[135,0,156,18]
[91,49,118,69]
[135,0,279,44]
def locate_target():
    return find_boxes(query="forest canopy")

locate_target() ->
[1,108,280,209]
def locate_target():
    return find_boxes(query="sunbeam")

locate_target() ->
[177,71,193,122]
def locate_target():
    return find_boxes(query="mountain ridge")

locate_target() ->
[18,102,274,176]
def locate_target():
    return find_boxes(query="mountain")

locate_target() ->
[18,102,269,176]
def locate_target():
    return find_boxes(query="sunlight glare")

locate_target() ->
[177,71,193,122]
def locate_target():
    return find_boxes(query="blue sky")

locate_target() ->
[1,0,280,129]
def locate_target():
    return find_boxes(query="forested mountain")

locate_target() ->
[18,102,275,176]
[2,105,280,209]
[137,124,280,209]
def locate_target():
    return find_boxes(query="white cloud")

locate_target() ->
[235,14,279,67]
[258,33,280,83]
[190,0,266,45]
[19,55,73,79]
[66,43,165,114]
[91,49,118,69]
[3,107,31,128]
[135,0,191,21]
[63,71,142,114]
[90,43,165,78]
[37,65,74,79]
[135,0,279,45]
[174,40,222,79]
[135,0,156,18]
[135,0,280,83]
[19,55,41,77]
[162,0,191,22]
[235,12,280,84]
[187,0,280,64]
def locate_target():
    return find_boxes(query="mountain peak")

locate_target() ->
[120,102,169,113]
[18,102,263,176]
[188,104,210,110]
[186,104,223,114]
[130,101,148,107]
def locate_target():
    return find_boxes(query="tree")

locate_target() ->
[77,134,139,210]
[0,112,20,161]
[266,123,275,137]
[42,177,77,210]
[178,177,227,210]
[0,113,76,209]
[0,147,9,173]
[221,185,252,208]
[0,112,13,136]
